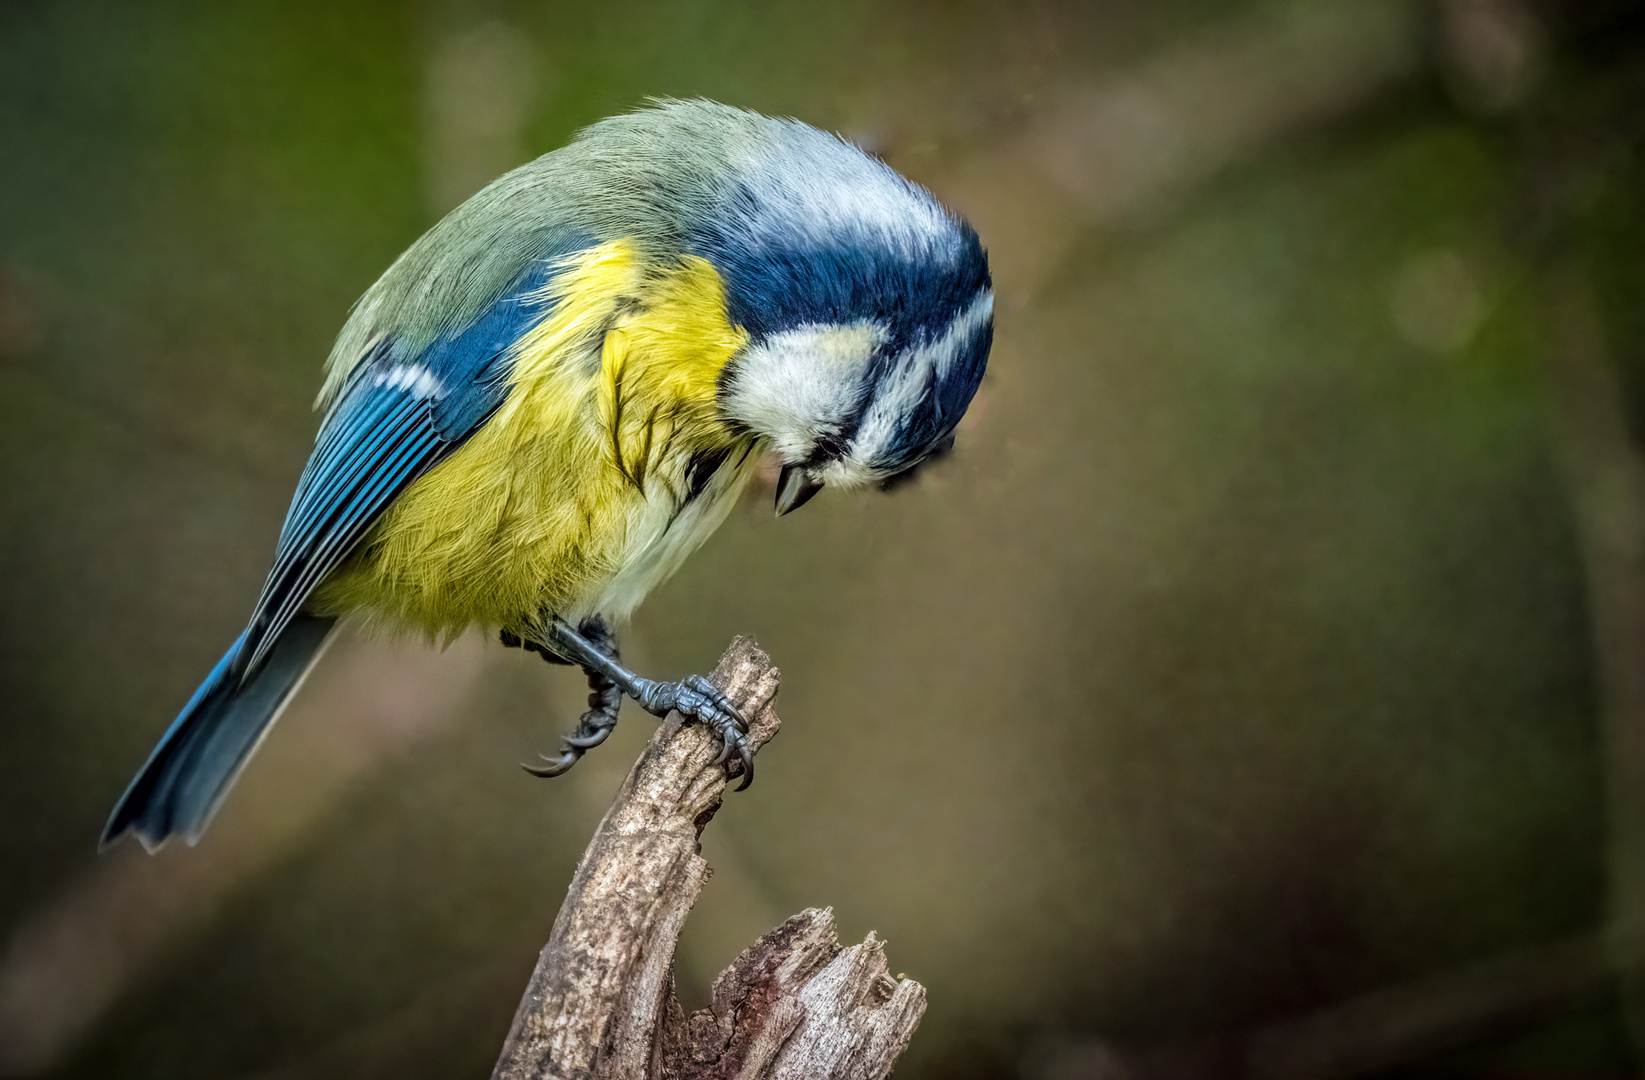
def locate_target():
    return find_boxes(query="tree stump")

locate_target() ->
[492,638,926,1080]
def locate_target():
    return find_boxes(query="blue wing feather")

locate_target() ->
[103,238,593,849]
[428,271,561,437]
[237,253,572,676]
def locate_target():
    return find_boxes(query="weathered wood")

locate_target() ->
[492,638,925,1080]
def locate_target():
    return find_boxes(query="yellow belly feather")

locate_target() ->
[311,240,756,641]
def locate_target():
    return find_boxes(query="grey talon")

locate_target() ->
[523,750,578,778]
[525,617,756,789]
[517,616,627,779]
[564,727,612,749]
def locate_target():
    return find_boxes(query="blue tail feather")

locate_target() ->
[102,614,336,851]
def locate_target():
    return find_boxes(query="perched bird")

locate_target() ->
[102,100,993,851]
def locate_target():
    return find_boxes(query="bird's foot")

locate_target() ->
[517,618,623,777]
[523,671,622,778]
[632,673,754,790]
[521,617,754,789]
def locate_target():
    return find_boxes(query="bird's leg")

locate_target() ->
[505,617,625,778]
[499,627,573,664]
[538,616,754,789]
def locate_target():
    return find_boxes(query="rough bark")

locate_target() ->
[492,637,925,1080]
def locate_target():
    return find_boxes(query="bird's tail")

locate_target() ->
[101,614,337,851]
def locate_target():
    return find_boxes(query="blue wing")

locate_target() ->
[104,239,593,848]
[239,253,570,677]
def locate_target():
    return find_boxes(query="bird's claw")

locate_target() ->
[522,749,579,778]
[526,665,622,779]
[522,718,615,775]
[563,726,612,749]
[637,674,754,789]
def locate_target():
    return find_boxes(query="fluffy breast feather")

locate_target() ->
[311,240,757,639]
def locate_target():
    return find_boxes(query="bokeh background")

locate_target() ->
[4,0,1645,1076]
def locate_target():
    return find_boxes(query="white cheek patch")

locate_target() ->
[720,321,885,460]
[372,362,443,399]
[849,288,993,471]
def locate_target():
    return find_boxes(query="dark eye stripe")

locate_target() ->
[862,314,991,473]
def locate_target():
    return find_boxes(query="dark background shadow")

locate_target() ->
[3,1,1644,1076]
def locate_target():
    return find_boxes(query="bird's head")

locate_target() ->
[690,112,994,515]
[718,281,993,515]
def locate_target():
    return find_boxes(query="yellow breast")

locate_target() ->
[310,240,757,641]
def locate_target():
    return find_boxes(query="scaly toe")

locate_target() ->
[689,677,748,732]
[637,674,754,788]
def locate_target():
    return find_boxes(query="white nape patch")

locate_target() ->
[841,288,994,480]
[720,320,885,461]
[735,125,958,261]
[371,362,442,399]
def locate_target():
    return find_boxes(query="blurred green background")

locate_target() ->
[3,0,1645,1077]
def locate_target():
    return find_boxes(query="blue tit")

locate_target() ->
[102,100,993,851]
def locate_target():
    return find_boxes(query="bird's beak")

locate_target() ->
[775,464,824,516]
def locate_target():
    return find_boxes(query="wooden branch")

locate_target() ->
[491,638,926,1080]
